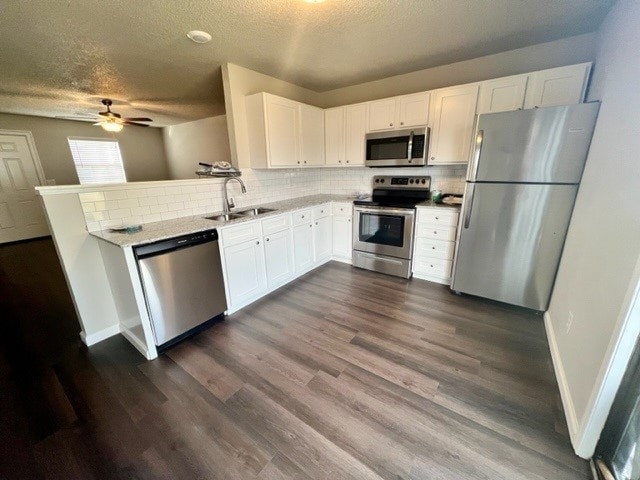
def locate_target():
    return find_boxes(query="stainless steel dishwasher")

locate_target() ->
[134,229,227,350]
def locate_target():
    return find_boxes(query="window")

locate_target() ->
[67,138,126,185]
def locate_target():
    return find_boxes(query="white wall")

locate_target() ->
[163,116,232,179]
[546,0,640,458]
[222,63,320,169]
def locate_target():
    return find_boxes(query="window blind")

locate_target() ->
[67,138,126,185]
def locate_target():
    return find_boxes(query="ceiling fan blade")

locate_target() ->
[123,117,152,122]
[56,115,97,121]
[93,122,103,126]
[122,121,149,127]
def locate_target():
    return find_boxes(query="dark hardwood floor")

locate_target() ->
[0,238,590,479]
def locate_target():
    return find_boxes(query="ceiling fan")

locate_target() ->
[92,99,153,132]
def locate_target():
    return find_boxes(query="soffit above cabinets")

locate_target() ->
[0,0,614,125]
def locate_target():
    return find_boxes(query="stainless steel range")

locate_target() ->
[352,175,431,278]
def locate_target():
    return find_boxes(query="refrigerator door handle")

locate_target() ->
[467,129,484,182]
[463,183,476,229]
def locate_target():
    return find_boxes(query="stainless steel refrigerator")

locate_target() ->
[451,103,599,310]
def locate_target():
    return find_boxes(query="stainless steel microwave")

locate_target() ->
[365,127,429,167]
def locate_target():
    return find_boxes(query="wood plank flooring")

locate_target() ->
[0,239,590,479]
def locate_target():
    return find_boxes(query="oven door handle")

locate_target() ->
[355,206,415,217]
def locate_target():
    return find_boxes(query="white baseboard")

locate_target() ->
[331,256,352,265]
[80,323,121,346]
[120,327,156,360]
[544,312,579,446]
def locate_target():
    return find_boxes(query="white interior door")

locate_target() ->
[0,133,49,243]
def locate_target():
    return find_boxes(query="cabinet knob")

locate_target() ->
[315,221,318,225]
[434,231,437,234]
[346,160,349,164]
[266,238,270,242]
[348,219,351,222]
[430,264,434,268]
[431,157,435,161]
[309,224,312,228]
[435,216,439,220]
[297,161,300,164]
[389,123,393,127]
[338,160,342,163]
[432,246,435,250]
[256,241,260,245]
[301,215,304,219]
[304,161,307,164]
[400,122,404,126]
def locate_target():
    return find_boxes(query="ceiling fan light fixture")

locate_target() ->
[187,30,212,44]
[101,120,124,132]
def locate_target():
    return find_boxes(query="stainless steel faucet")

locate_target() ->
[223,177,247,212]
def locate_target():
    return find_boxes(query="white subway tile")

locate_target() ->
[130,206,151,216]
[81,202,96,213]
[85,211,107,223]
[138,196,158,206]
[143,213,163,223]
[160,211,179,221]
[78,192,105,202]
[117,198,140,209]
[104,190,128,200]
[85,221,101,232]
[94,200,119,211]
[149,204,168,214]
[108,208,132,220]
[166,202,185,212]
[126,189,147,199]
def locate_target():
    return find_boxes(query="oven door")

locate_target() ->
[353,206,415,259]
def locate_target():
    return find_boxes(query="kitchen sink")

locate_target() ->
[235,207,277,216]
[204,213,245,222]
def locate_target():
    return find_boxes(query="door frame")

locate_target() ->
[0,129,46,185]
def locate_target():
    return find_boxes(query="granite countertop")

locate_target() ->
[91,194,354,248]
[415,200,462,210]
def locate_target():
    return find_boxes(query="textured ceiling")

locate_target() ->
[0,0,615,126]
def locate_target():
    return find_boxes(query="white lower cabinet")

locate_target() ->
[222,237,267,309]
[313,215,332,264]
[331,202,353,263]
[264,228,294,289]
[221,201,355,313]
[293,222,314,273]
[412,206,460,285]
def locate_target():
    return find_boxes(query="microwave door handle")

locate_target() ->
[407,131,414,162]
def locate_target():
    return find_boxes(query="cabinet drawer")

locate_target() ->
[262,213,291,235]
[417,208,459,227]
[220,220,262,246]
[332,202,352,217]
[414,238,455,260]
[312,204,331,220]
[292,208,312,226]
[416,224,457,241]
[413,257,453,278]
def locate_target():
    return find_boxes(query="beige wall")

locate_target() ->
[317,33,597,107]
[0,113,169,185]
[163,115,232,180]
[546,0,640,457]
[222,63,321,169]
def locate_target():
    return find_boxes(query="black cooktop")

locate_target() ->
[354,175,432,210]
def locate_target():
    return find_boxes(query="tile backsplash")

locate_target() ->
[78,166,465,232]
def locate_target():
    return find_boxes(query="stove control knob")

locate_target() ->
[380,179,385,183]
[421,179,426,184]
[375,179,379,183]
[409,179,414,184]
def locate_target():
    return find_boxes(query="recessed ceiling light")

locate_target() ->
[186,30,212,44]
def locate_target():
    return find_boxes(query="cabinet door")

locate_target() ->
[292,223,314,273]
[263,229,294,289]
[265,95,300,167]
[299,104,325,166]
[332,215,352,258]
[313,216,332,264]
[429,84,479,165]
[223,238,267,308]
[324,107,345,165]
[398,92,430,128]
[344,104,367,166]
[477,75,528,114]
[367,98,397,132]
[524,63,590,109]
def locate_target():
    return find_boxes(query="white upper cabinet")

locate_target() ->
[299,104,325,166]
[245,92,324,168]
[367,92,430,132]
[398,92,430,128]
[524,63,591,109]
[428,84,479,165]
[344,104,367,166]
[477,75,528,114]
[324,107,346,166]
[368,98,397,131]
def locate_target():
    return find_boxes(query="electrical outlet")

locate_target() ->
[566,311,574,334]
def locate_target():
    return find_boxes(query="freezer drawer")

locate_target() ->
[451,183,578,310]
